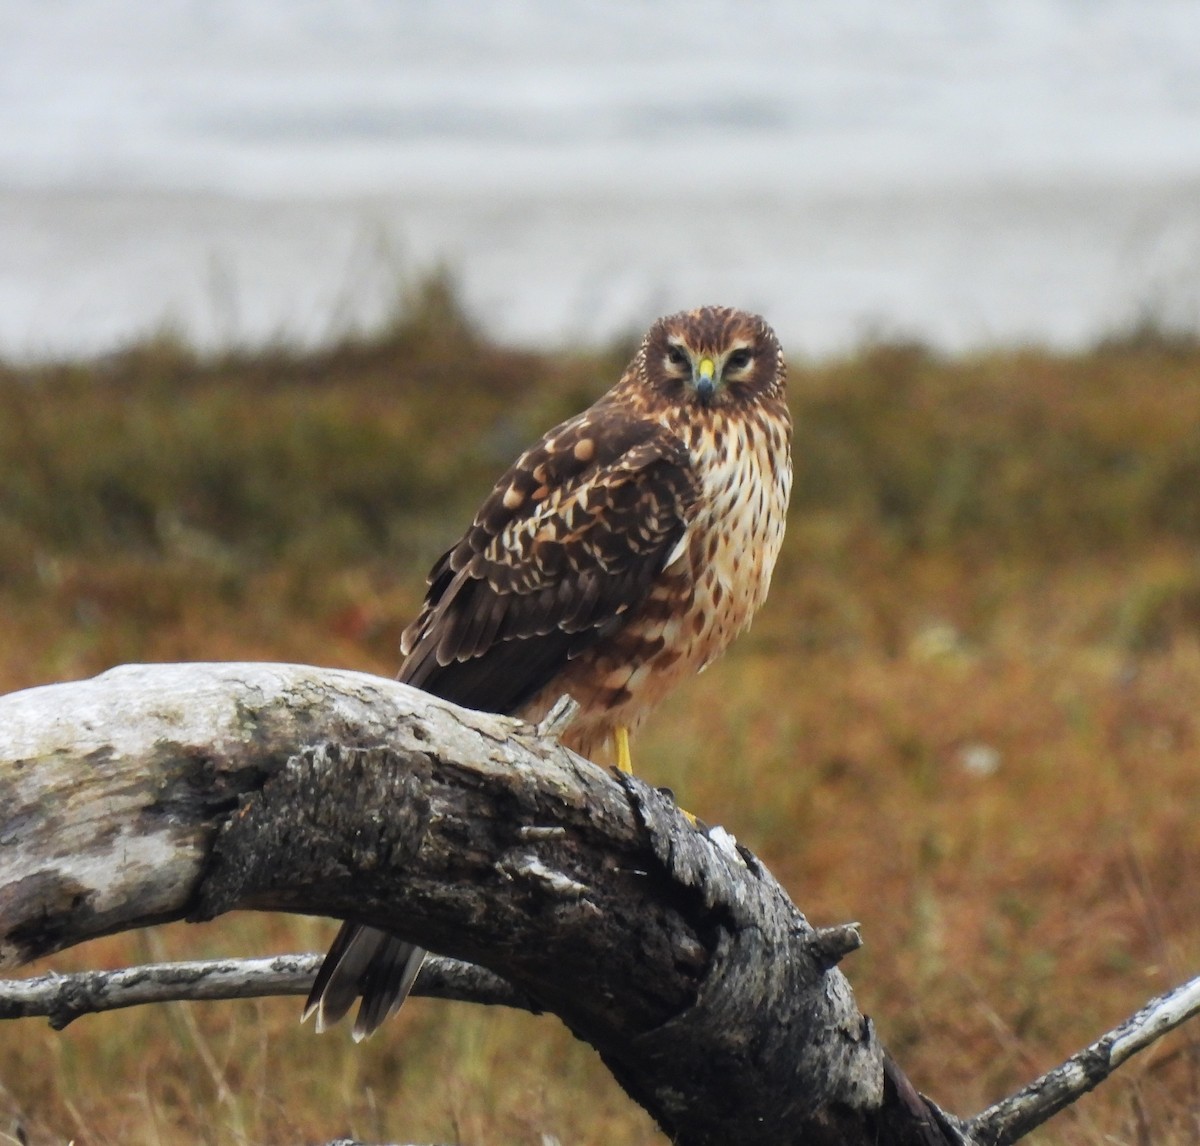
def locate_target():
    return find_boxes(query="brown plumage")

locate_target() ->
[304,305,793,1038]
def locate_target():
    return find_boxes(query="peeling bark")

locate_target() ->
[1,661,961,1145]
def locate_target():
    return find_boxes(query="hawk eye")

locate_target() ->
[727,349,753,371]
[666,345,689,369]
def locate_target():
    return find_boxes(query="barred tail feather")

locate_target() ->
[302,922,427,1041]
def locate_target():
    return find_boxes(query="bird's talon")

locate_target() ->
[654,785,699,827]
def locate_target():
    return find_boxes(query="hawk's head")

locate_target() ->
[635,306,785,411]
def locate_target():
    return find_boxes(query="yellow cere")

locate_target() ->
[698,357,715,379]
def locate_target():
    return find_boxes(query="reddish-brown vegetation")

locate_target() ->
[1,288,1197,1143]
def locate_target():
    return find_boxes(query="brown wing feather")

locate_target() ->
[398,400,698,715]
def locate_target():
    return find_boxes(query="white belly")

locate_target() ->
[675,412,792,666]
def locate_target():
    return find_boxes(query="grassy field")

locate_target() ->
[1,281,1199,1144]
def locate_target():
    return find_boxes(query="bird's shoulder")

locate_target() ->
[446,396,698,583]
[398,396,700,671]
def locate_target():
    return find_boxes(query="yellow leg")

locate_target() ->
[614,724,695,826]
[615,726,633,775]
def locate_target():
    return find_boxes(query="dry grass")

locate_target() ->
[1,289,1199,1144]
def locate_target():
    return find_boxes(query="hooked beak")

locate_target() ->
[694,357,716,404]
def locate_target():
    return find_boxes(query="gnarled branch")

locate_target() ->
[5,663,1196,1145]
[0,662,958,1146]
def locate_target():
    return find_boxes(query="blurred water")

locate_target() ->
[2,0,1200,358]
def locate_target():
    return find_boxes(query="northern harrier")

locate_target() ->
[304,305,793,1038]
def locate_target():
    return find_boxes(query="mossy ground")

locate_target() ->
[2,283,1198,1144]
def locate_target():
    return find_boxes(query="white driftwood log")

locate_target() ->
[0,662,960,1146]
[2,662,1196,1145]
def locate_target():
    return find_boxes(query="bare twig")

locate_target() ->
[968,974,1200,1146]
[0,953,530,1030]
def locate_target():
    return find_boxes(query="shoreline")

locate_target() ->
[3,175,1199,364]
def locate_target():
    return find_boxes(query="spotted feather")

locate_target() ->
[305,305,793,1039]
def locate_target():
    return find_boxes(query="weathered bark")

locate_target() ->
[0,661,959,1145]
[4,663,1196,1145]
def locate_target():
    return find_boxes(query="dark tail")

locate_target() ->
[302,922,427,1041]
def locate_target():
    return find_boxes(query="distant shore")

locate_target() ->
[3,177,1200,364]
